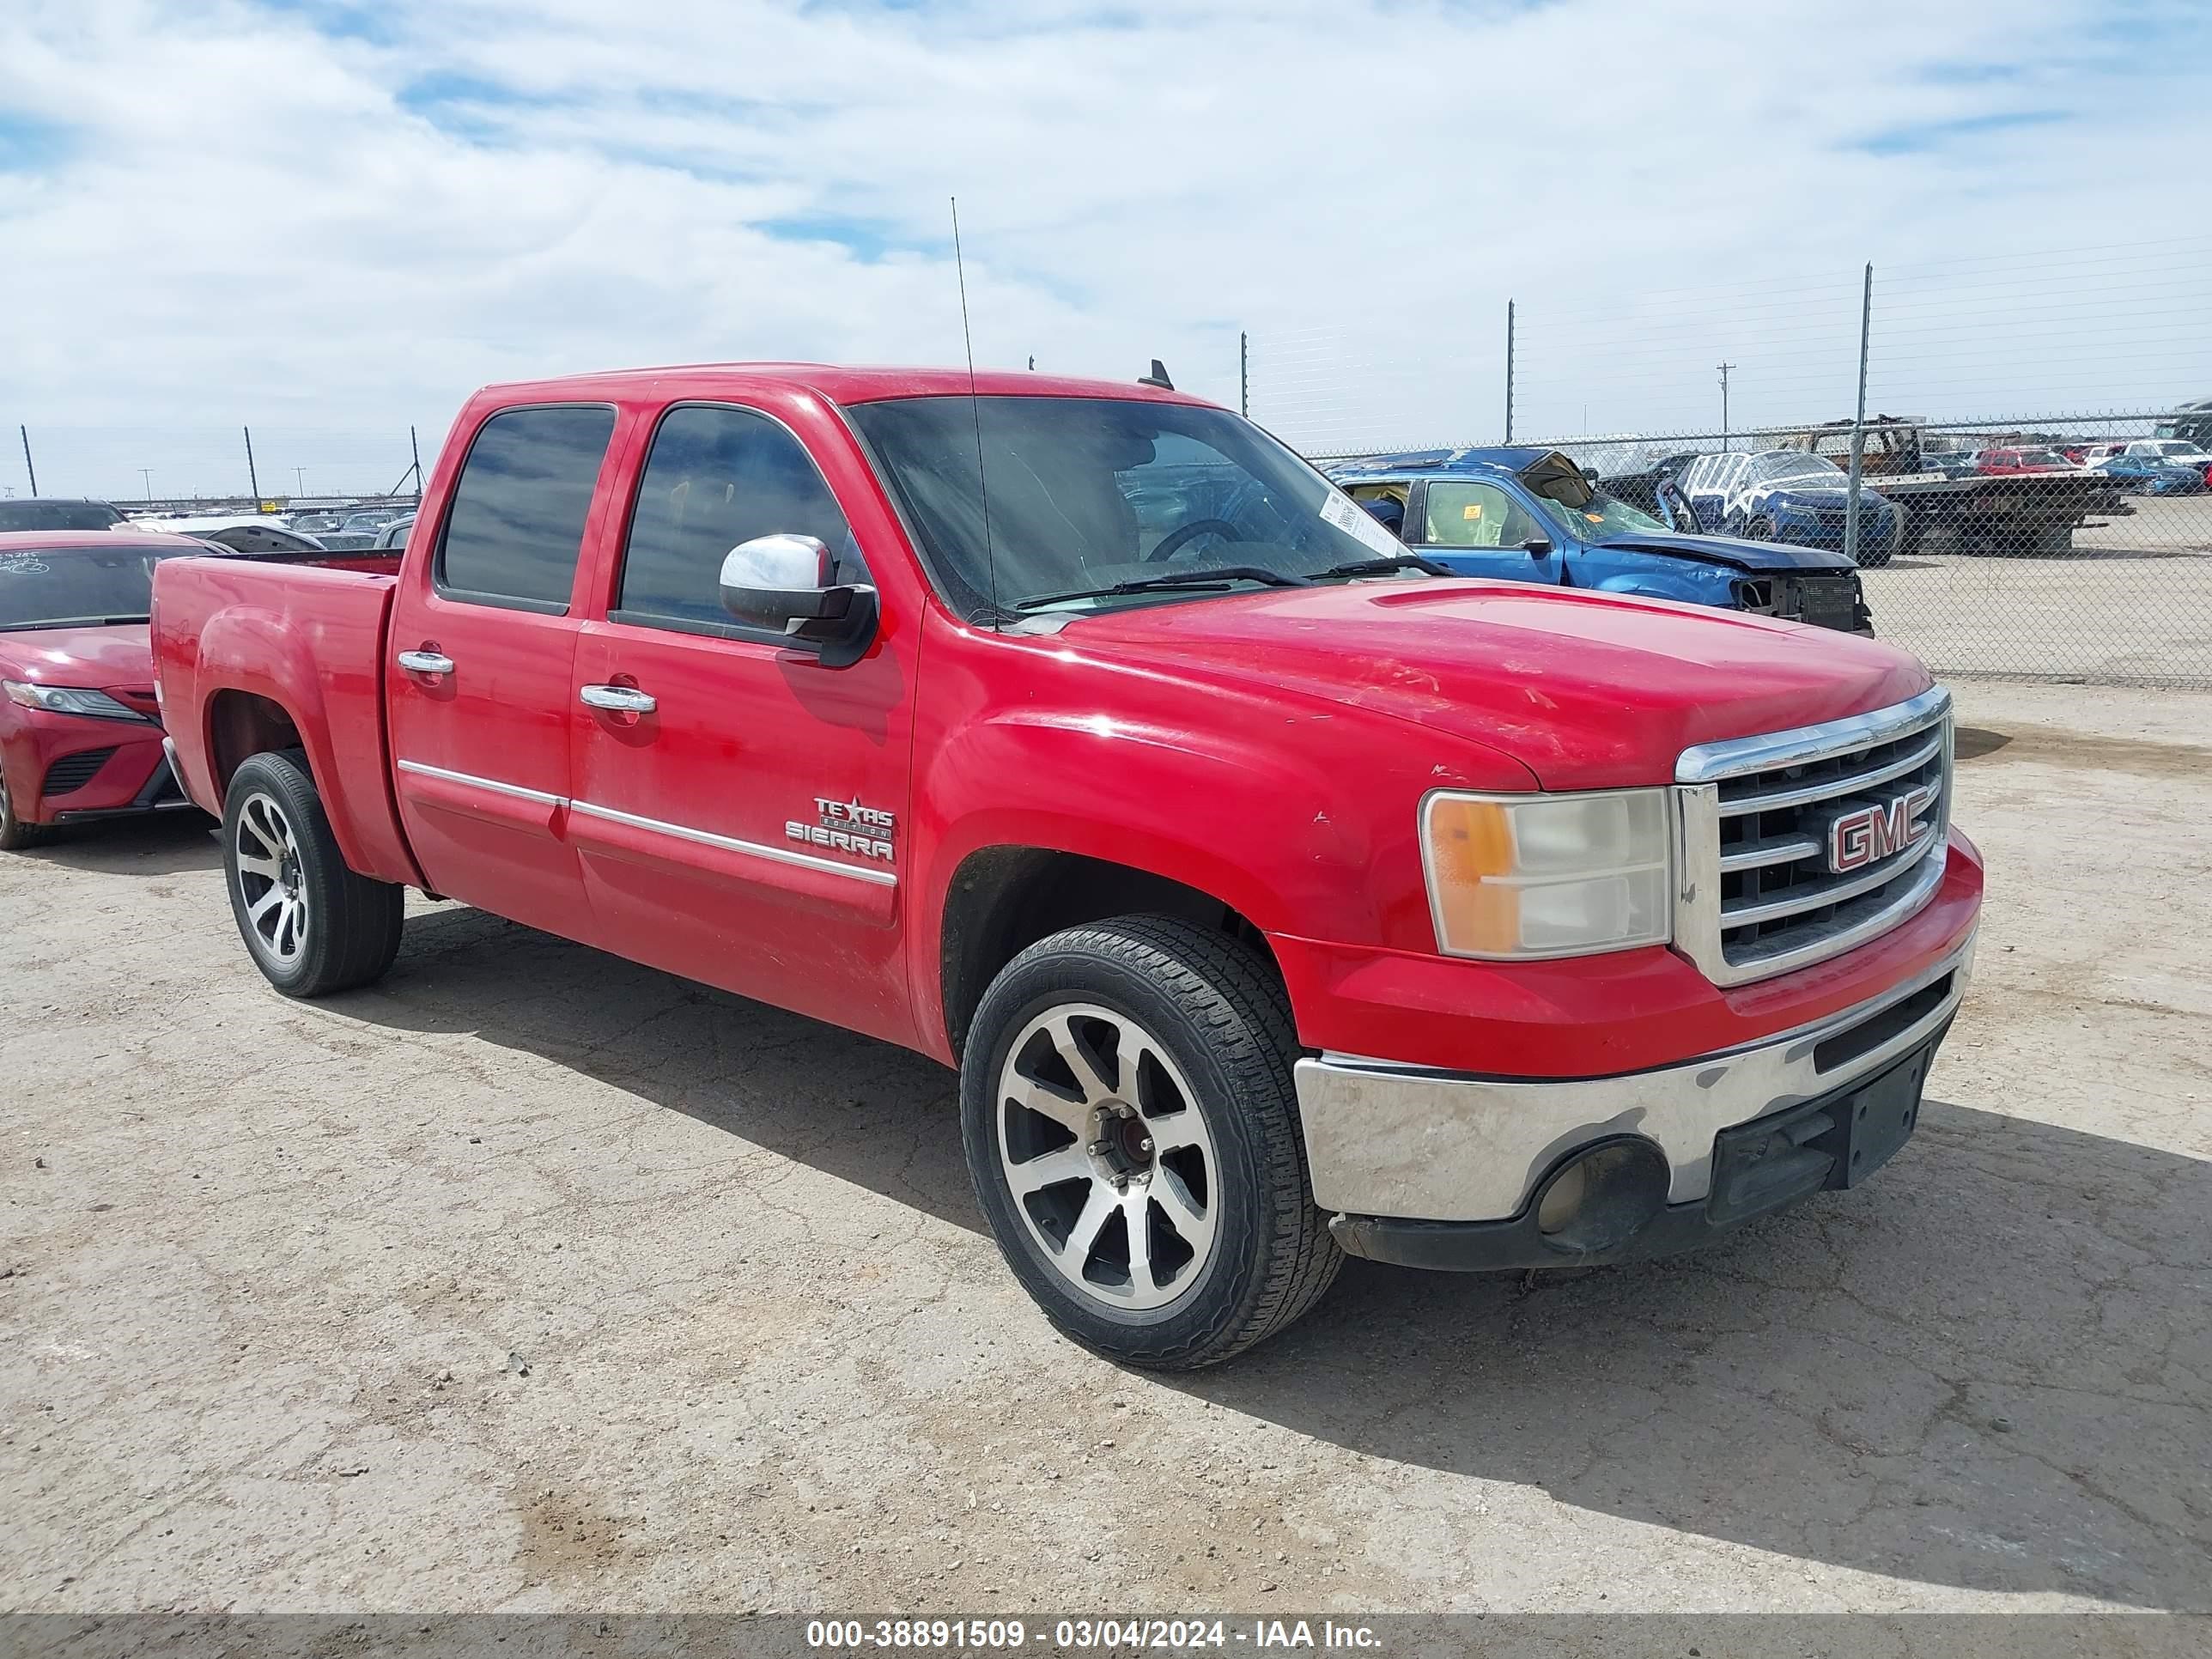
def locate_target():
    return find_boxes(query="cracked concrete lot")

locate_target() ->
[1,681,2206,1619]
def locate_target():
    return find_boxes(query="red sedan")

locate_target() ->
[0,531,217,848]
[1974,446,2074,475]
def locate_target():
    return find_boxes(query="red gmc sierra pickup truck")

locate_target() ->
[152,363,1983,1368]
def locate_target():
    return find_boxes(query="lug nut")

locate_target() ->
[1137,1137,1153,1153]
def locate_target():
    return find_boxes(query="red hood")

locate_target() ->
[1057,580,1932,790]
[0,622,160,714]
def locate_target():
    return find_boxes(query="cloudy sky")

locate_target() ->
[4,0,2209,497]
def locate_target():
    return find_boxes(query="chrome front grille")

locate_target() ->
[1674,687,1954,986]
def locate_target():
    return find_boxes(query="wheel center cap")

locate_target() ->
[1086,1105,1154,1188]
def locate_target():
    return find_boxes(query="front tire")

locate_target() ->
[0,766,49,851]
[222,750,403,997]
[959,915,1340,1370]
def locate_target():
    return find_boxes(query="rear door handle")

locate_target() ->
[397,650,454,675]
[580,684,657,714]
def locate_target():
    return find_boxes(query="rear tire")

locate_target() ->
[960,915,1340,1370]
[0,768,49,851]
[222,749,403,997]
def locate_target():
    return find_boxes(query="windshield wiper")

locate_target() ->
[1013,565,1312,611]
[1306,554,1455,580]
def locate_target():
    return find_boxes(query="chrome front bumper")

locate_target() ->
[1293,934,1974,1223]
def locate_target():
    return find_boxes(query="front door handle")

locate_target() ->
[397,650,454,675]
[580,684,657,714]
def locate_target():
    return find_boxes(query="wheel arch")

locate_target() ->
[205,688,305,796]
[937,846,1281,1063]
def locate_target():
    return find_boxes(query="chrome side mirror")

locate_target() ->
[718,533,878,667]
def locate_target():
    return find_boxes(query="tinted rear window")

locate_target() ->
[437,405,617,611]
[0,501,125,532]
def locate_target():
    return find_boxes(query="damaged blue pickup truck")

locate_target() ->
[1325,447,1875,635]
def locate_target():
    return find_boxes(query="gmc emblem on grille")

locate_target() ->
[1826,783,1939,874]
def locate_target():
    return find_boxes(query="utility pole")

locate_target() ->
[1717,361,1736,449]
[409,426,423,499]
[1844,263,1874,568]
[139,467,155,503]
[18,426,35,495]
[294,465,306,498]
[1239,331,1249,419]
[243,426,261,502]
[1504,301,1516,443]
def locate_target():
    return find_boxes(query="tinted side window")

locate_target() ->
[617,405,854,629]
[438,404,617,611]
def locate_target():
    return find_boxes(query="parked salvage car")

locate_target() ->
[1673,451,1905,567]
[0,531,213,848]
[1326,448,1872,633]
[1974,446,2075,475]
[0,498,130,532]
[1767,420,2116,556]
[2095,453,2210,495]
[154,362,1982,1369]
[342,508,409,533]
[2118,439,2212,482]
[131,516,330,555]
[372,514,415,550]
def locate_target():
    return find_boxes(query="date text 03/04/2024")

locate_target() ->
[803,1617,1382,1650]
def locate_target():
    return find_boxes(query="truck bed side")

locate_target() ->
[153,556,423,887]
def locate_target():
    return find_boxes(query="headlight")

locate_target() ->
[3,681,154,723]
[1421,789,1673,958]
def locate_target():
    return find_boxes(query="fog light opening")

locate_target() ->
[1534,1139,1669,1256]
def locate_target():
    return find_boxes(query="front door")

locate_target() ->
[567,401,919,1047]
[1411,477,1564,584]
[386,402,621,932]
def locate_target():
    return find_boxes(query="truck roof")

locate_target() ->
[473,362,1213,408]
[1325,447,1550,479]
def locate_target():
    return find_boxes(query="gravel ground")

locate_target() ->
[1,682,2206,1619]
[1867,495,2212,685]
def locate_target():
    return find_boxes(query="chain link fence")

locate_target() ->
[4,424,431,516]
[1295,412,2212,689]
[1252,242,2212,688]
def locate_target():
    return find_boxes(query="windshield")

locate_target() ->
[847,396,1398,614]
[1492,449,1670,540]
[1755,453,1845,484]
[0,501,125,532]
[0,542,201,630]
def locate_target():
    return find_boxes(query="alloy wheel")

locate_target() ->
[995,1002,1221,1311]
[234,791,309,965]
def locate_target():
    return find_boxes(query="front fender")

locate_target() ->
[931,708,1367,903]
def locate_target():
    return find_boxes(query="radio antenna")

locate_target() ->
[950,196,1000,623]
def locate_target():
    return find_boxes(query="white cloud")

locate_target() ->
[2,0,2207,496]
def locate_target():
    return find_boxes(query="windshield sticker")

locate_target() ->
[0,555,50,574]
[1319,491,1403,557]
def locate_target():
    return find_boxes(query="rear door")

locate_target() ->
[386,402,622,933]
[567,400,919,1046]
[1408,477,1563,584]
